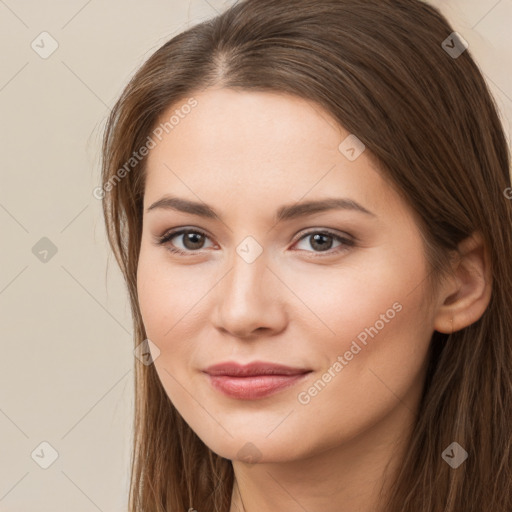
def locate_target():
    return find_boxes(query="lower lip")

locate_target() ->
[205,372,311,400]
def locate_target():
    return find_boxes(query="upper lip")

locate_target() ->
[203,361,312,377]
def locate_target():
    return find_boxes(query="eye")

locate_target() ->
[292,229,355,256]
[157,228,215,255]
[156,227,355,257]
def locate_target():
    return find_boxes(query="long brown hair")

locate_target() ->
[100,0,512,510]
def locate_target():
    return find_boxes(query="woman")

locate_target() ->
[100,0,512,510]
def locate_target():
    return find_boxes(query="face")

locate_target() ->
[137,87,436,463]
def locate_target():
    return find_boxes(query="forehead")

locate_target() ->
[150,88,342,160]
[143,88,403,221]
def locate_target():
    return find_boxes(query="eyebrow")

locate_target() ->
[146,195,376,222]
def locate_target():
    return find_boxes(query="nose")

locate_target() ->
[211,247,288,339]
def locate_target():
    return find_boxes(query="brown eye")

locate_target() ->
[308,233,334,251]
[293,230,354,255]
[180,231,206,250]
[158,229,214,254]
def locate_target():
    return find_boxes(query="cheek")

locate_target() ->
[137,262,168,340]
[282,245,431,381]
[282,250,424,337]
[289,255,431,419]
[137,247,180,342]
[136,248,212,351]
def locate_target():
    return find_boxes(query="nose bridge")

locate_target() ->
[224,239,269,307]
[213,237,285,336]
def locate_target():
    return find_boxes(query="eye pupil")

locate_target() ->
[310,233,333,251]
[183,232,205,249]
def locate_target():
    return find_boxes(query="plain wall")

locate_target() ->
[0,0,511,510]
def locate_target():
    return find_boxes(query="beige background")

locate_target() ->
[0,0,511,510]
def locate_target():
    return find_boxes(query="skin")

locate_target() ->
[136,87,492,512]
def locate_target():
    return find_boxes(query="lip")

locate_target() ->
[202,361,312,400]
[203,361,311,377]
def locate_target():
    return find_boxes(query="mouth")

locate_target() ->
[202,361,313,400]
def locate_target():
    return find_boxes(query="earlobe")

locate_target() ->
[433,231,492,334]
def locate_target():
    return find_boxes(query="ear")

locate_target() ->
[433,231,493,334]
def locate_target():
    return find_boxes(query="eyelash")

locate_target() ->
[156,227,355,258]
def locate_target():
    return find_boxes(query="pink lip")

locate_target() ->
[202,361,312,400]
